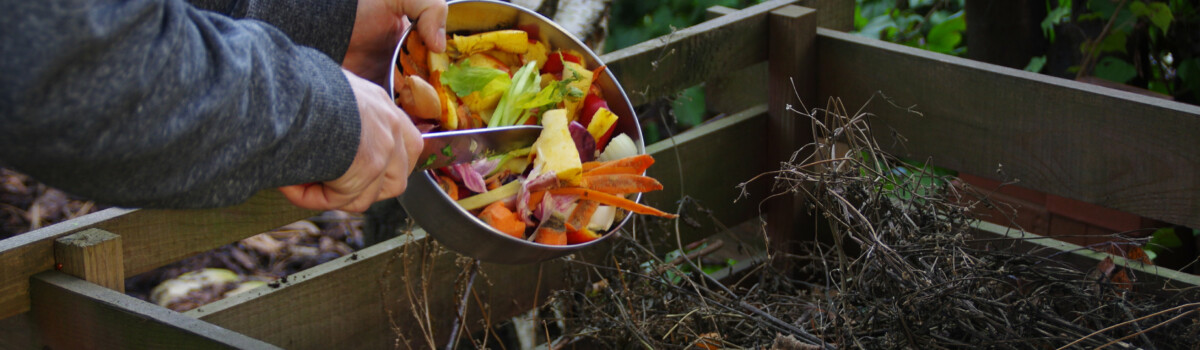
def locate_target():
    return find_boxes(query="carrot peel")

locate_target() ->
[547,187,677,218]
[582,154,654,175]
[564,200,600,232]
[581,174,663,194]
[478,202,525,239]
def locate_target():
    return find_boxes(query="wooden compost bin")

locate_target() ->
[2,1,1198,348]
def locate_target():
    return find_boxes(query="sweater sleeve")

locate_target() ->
[188,0,357,63]
[0,0,362,209]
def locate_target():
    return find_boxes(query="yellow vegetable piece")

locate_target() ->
[465,53,511,74]
[586,107,619,142]
[439,86,459,130]
[462,90,503,115]
[561,61,594,122]
[532,109,583,185]
[453,30,530,56]
[524,41,549,72]
[429,51,450,73]
[486,50,522,68]
[457,180,522,211]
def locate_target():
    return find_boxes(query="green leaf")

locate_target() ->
[1086,0,1134,25]
[908,0,935,8]
[1025,55,1048,73]
[1097,31,1128,53]
[671,86,706,128]
[1144,228,1183,262]
[1041,4,1072,42]
[856,14,897,40]
[1093,56,1137,83]
[924,11,965,54]
[1130,1,1173,33]
[854,5,868,30]
[440,60,511,97]
[1178,58,1200,101]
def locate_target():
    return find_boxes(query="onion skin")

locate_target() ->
[396,75,441,121]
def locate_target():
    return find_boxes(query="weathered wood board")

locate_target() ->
[29,271,280,349]
[816,28,1200,229]
[0,190,315,319]
[971,221,1200,289]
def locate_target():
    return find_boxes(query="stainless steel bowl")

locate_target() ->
[389,0,643,264]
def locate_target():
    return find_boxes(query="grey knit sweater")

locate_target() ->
[0,0,363,209]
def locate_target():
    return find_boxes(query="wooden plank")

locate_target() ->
[0,190,315,319]
[640,105,771,240]
[54,228,125,292]
[600,0,795,107]
[766,6,818,251]
[704,6,770,115]
[816,28,1200,229]
[971,221,1200,289]
[0,312,40,350]
[29,271,280,349]
[189,105,774,349]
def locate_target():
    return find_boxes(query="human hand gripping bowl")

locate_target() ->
[389,0,676,264]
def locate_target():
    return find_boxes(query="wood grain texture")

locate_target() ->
[641,105,772,240]
[704,6,770,115]
[30,271,280,349]
[0,312,39,350]
[600,0,796,107]
[816,28,1200,229]
[0,190,315,319]
[971,221,1200,289]
[54,228,125,292]
[189,105,774,349]
[766,6,818,251]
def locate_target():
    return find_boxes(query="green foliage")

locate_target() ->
[858,152,958,202]
[1129,1,1174,33]
[641,243,738,285]
[607,0,766,144]
[1142,227,1199,261]
[853,0,968,56]
[671,86,707,127]
[606,0,764,52]
[1025,55,1049,72]
[1042,0,1072,42]
[1094,56,1137,83]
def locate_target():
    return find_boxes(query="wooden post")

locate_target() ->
[797,0,854,31]
[766,6,817,252]
[54,228,125,293]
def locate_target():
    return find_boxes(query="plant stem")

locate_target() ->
[1076,0,1130,80]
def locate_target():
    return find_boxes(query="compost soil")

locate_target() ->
[539,97,1200,349]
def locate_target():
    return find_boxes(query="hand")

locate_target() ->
[279,69,424,212]
[343,0,448,85]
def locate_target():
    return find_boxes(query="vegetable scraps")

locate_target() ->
[395,27,676,246]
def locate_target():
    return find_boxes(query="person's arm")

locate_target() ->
[0,0,360,208]
[188,0,357,63]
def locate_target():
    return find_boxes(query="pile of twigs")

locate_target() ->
[547,95,1200,349]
